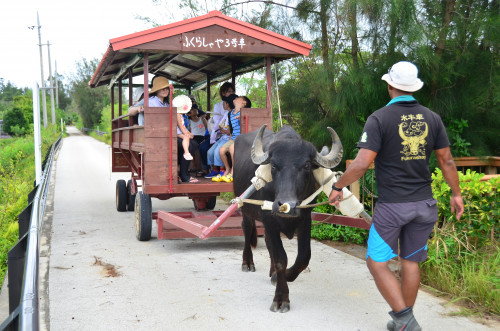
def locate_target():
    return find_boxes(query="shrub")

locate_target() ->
[9,125,26,136]
[311,192,369,244]
[3,107,28,136]
[422,168,500,314]
[311,222,369,244]
[432,169,499,244]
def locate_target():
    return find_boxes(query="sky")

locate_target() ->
[0,0,176,88]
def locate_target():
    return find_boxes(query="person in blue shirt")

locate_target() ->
[213,95,251,183]
[204,82,236,178]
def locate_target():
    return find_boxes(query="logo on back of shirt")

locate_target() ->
[399,114,428,161]
[360,132,368,143]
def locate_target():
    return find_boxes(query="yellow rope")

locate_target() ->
[238,195,352,209]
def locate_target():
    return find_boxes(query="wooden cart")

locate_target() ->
[89,11,318,240]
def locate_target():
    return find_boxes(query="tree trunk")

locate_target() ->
[347,0,359,69]
[320,0,332,79]
[431,0,456,102]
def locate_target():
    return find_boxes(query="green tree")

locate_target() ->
[69,58,109,128]
[54,73,72,111]
[139,0,499,157]
[3,107,28,136]
[11,92,34,125]
[249,0,499,157]
[0,79,27,102]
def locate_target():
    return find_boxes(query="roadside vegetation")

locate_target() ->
[424,170,499,315]
[0,126,61,287]
[0,78,64,288]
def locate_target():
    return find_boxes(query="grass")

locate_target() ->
[0,126,60,288]
[219,192,235,203]
[87,131,111,145]
[421,222,500,316]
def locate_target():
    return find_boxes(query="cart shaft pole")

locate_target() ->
[200,185,256,239]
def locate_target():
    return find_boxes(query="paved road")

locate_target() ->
[37,127,497,330]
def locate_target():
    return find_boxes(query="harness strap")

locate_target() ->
[299,171,340,207]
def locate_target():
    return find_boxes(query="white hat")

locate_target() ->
[172,95,192,114]
[133,87,144,103]
[381,61,424,92]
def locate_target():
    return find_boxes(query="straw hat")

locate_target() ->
[381,61,424,92]
[149,76,170,94]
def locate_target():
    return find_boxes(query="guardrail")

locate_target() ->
[0,134,62,331]
[81,127,108,136]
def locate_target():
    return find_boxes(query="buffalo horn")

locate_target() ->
[251,125,271,165]
[313,127,343,169]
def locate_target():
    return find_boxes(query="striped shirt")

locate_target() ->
[229,110,240,140]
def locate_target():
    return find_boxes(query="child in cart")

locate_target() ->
[213,94,251,182]
[173,95,194,161]
[204,82,235,178]
[188,105,208,145]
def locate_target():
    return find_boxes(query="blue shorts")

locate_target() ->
[366,199,438,263]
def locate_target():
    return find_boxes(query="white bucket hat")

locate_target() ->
[381,61,424,92]
[172,95,192,114]
[133,87,144,103]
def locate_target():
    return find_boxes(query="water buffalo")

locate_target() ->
[233,125,343,312]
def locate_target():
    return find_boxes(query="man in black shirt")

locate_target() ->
[329,61,464,331]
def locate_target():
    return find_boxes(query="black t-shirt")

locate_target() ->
[357,100,450,203]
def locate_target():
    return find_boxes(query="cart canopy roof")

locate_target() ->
[89,10,311,90]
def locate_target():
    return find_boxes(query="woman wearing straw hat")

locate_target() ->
[128,75,172,116]
[130,76,199,183]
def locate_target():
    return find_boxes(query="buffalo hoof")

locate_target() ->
[242,264,256,272]
[270,301,290,313]
[270,272,277,286]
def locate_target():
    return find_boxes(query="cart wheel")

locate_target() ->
[206,196,217,210]
[135,191,152,241]
[116,180,127,212]
[192,198,206,211]
[192,196,217,210]
[127,179,136,212]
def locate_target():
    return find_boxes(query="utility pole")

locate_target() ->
[55,61,59,108]
[32,82,42,184]
[47,40,56,124]
[37,12,48,128]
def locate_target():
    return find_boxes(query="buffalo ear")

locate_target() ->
[319,146,329,156]
[251,125,271,165]
[313,127,343,169]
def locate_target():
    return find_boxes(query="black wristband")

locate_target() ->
[332,183,342,192]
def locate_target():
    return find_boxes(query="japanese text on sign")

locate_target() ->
[183,36,246,49]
